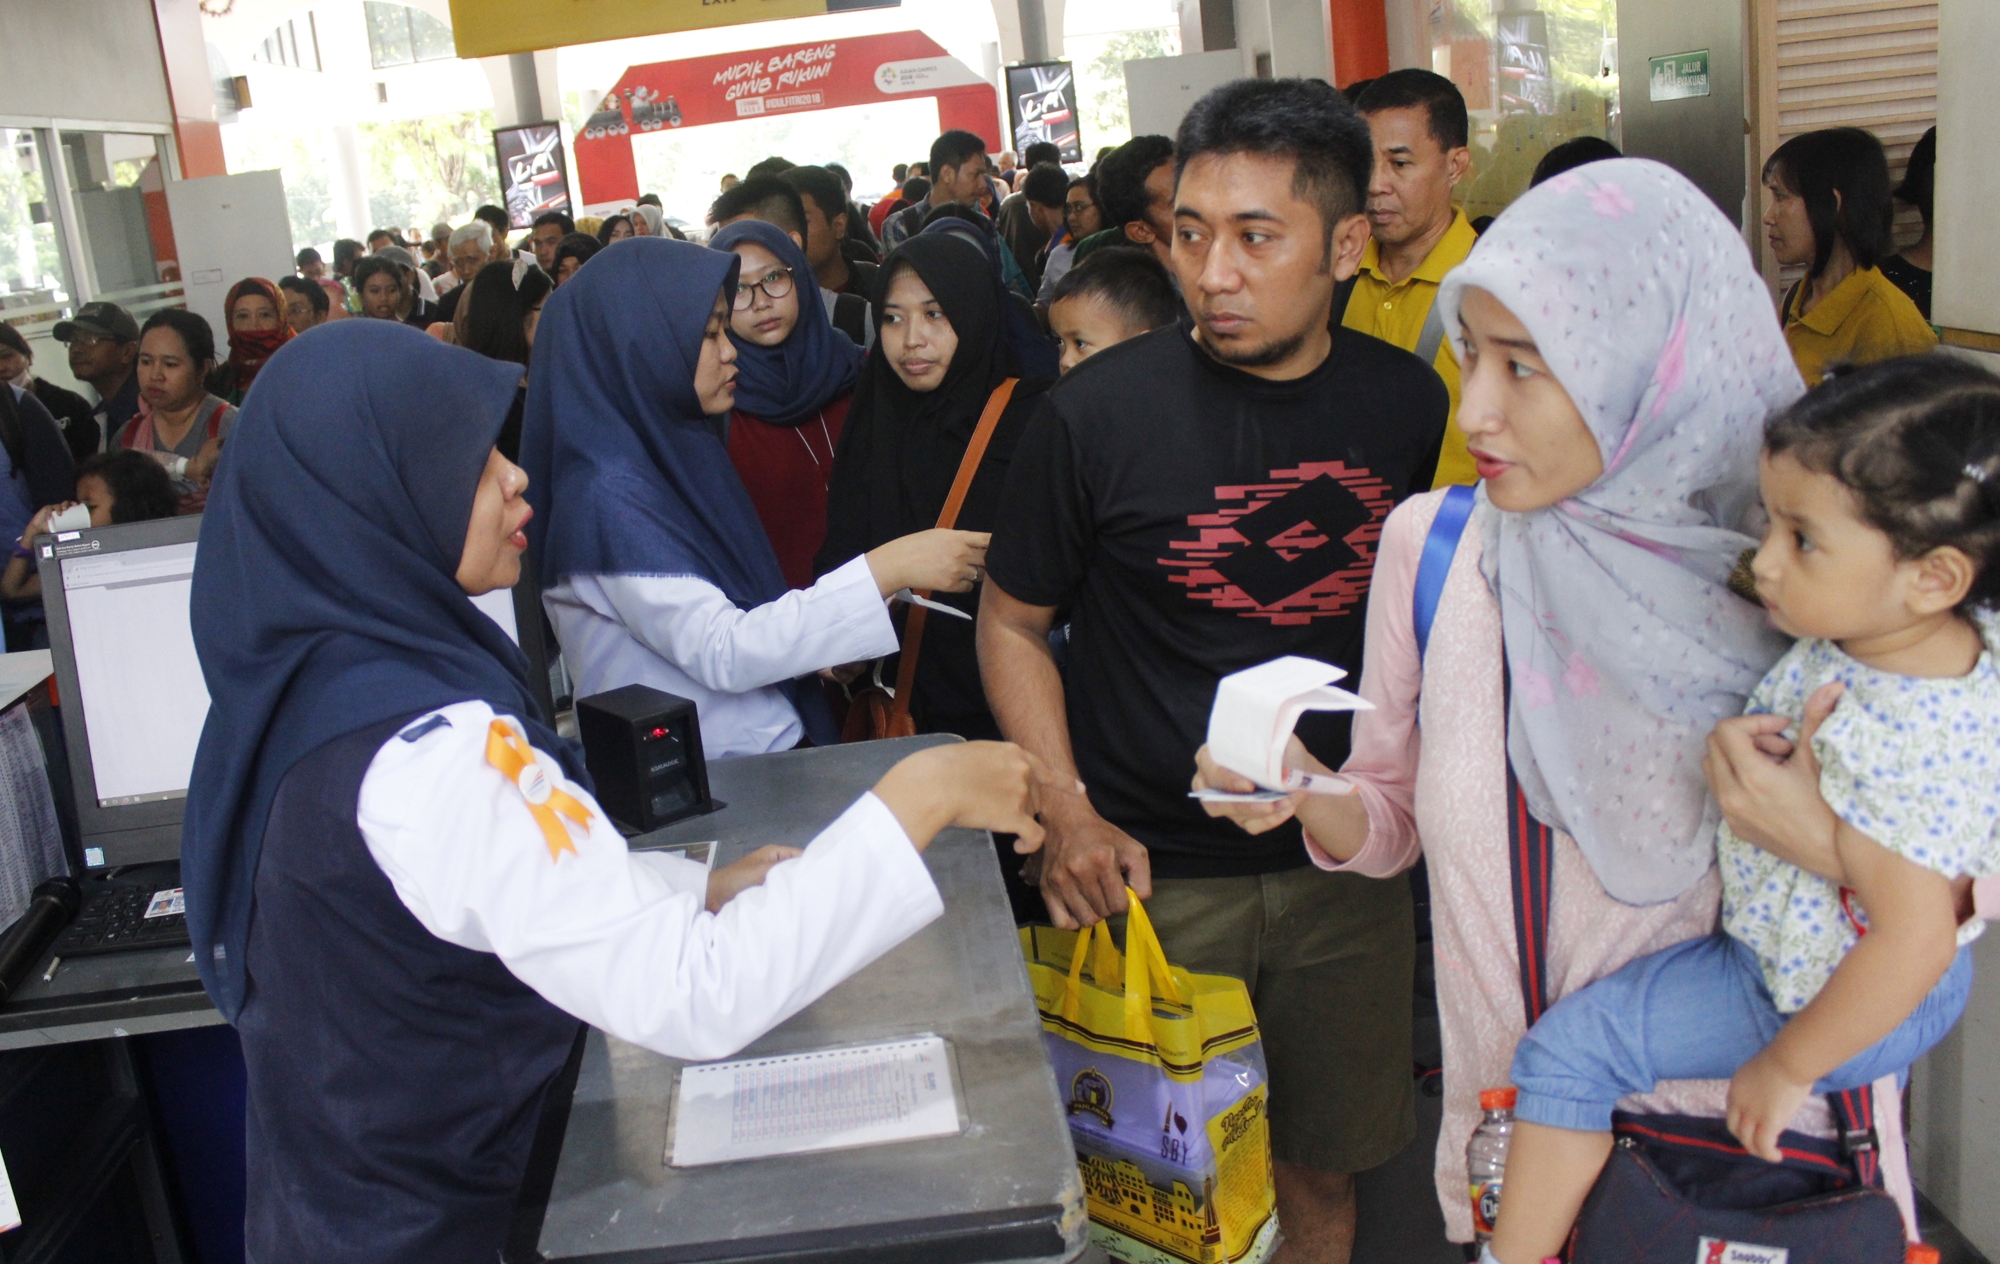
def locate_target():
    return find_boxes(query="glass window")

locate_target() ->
[1409,0,1620,221]
[59,131,179,318]
[365,1,456,70]
[0,129,72,323]
[408,8,457,62]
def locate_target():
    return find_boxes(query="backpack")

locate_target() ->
[1412,488,1921,1264]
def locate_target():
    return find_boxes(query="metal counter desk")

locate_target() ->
[512,735,1087,1264]
[0,915,215,1050]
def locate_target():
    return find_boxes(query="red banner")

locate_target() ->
[574,30,1001,209]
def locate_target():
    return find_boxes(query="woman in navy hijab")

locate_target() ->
[709,218,861,588]
[521,236,987,756]
[182,319,1058,1263]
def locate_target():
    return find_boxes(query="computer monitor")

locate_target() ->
[40,516,557,872]
[39,516,207,870]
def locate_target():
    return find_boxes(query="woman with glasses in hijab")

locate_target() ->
[522,237,987,756]
[709,219,863,589]
[182,319,1068,1264]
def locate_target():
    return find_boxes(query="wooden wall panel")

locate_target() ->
[1749,0,1937,287]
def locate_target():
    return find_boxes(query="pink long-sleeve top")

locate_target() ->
[1312,489,1918,1243]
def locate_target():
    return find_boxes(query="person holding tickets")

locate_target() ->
[180,320,1072,1264]
[522,236,988,755]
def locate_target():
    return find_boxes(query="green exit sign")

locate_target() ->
[1649,50,1711,101]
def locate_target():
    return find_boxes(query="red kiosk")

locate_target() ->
[574,30,1002,211]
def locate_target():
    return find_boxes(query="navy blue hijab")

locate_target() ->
[708,219,861,425]
[520,237,785,602]
[183,320,576,1021]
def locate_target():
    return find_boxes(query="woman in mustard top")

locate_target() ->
[1762,127,1935,386]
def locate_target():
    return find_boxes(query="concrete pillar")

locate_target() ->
[486,50,564,129]
[327,124,369,243]
[1327,0,1390,86]
[151,0,227,178]
[1017,0,1050,63]
[1235,0,1330,81]
[1179,0,1238,53]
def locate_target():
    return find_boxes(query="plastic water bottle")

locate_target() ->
[1467,1087,1516,1246]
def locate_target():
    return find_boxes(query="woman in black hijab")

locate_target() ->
[817,234,1053,742]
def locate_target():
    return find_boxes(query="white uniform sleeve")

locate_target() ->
[588,555,898,694]
[357,701,944,1063]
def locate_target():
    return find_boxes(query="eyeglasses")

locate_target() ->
[1064,201,1096,218]
[732,266,794,310]
[66,333,114,351]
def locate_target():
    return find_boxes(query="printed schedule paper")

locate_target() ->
[668,1035,960,1167]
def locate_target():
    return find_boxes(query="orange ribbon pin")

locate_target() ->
[484,720,594,862]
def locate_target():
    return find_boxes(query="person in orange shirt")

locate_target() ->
[1763,127,1935,387]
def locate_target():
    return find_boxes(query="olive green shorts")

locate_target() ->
[1110,865,1416,1174]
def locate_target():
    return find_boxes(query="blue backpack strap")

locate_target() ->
[1413,484,1477,660]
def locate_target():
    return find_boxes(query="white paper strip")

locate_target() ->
[0,1147,18,1233]
[1206,656,1373,790]
[668,1035,960,1167]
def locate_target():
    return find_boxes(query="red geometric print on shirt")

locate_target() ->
[1157,461,1396,625]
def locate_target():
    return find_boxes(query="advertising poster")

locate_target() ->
[1495,13,1555,115]
[494,122,572,230]
[1006,61,1082,163]
[571,31,999,210]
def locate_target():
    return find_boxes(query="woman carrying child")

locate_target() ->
[1192,159,1813,1244]
[1483,355,1998,1263]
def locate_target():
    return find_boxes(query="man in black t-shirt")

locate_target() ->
[980,79,1447,1263]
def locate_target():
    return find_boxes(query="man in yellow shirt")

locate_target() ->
[1345,70,1478,487]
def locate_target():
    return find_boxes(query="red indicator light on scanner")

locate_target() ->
[650,727,669,739]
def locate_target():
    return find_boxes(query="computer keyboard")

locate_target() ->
[49,883,191,958]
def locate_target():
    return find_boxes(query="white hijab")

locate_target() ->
[1436,159,1802,905]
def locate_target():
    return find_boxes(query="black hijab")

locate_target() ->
[817,235,1017,571]
[183,320,581,1021]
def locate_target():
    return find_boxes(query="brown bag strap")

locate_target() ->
[889,377,1020,728]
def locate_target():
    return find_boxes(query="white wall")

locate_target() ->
[1909,8,2000,1241]
[0,0,174,124]
[1230,0,1331,80]
[1932,0,1997,336]
[1909,916,2000,1258]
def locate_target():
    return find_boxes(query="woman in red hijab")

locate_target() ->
[211,277,294,404]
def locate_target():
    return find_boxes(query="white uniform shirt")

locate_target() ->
[545,554,899,758]
[358,700,943,1063]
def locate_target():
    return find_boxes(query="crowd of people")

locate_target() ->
[3,66,1982,1264]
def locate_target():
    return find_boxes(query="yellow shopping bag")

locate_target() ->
[1020,893,1278,1264]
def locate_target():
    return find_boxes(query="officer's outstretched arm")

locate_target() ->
[358,703,1074,1063]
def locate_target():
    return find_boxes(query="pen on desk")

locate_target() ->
[42,956,60,983]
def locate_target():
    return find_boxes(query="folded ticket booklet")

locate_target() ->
[666,1034,963,1167]
[1204,655,1372,791]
